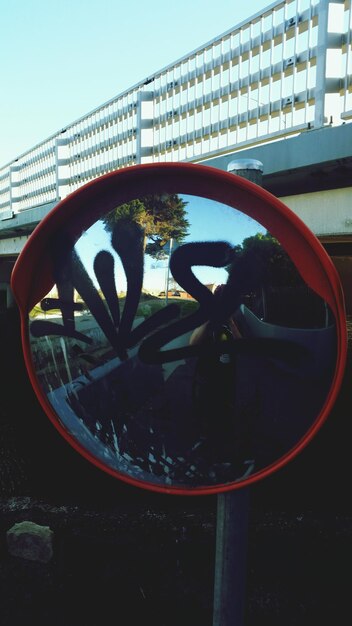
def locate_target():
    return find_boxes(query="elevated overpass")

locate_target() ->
[1,0,351,311]
[1,122,352,312]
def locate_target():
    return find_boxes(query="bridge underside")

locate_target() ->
[201,125,352,315]
[1,124,352,314]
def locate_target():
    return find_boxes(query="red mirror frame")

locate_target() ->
[11,163,347,495]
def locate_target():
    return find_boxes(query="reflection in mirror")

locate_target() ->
[28,194,337,488]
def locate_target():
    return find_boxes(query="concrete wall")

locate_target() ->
[280,187,352,238]
[0,258,17,310]
[279,188,352,314]
[0,235,29,256]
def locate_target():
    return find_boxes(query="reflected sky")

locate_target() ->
[75,195,266,293]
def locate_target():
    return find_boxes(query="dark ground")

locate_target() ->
[0,308,351,625]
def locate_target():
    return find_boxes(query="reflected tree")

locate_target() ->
[228,232,298,284]
[228,232,327,327]
[103,194,190,258]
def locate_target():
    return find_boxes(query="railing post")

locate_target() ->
[314,0,330,129]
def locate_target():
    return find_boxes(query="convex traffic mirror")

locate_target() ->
[11,163,347,494]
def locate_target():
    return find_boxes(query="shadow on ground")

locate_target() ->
[0,308,350,624]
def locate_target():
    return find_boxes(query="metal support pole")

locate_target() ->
[165,237,173,305]
[212,159,263,626]
[213,488,250,625]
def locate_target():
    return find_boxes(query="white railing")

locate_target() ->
[0,0,348,220]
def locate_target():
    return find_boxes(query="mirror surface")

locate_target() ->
[28,193,337,488]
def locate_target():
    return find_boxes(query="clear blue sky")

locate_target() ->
[0,0,268,166]
[75,195,266,293]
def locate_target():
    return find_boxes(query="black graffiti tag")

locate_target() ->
[30,224,307,367]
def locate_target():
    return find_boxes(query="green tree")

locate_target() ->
[103,193,189,258]
[227,232,325,327]
[227,232,299,289]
